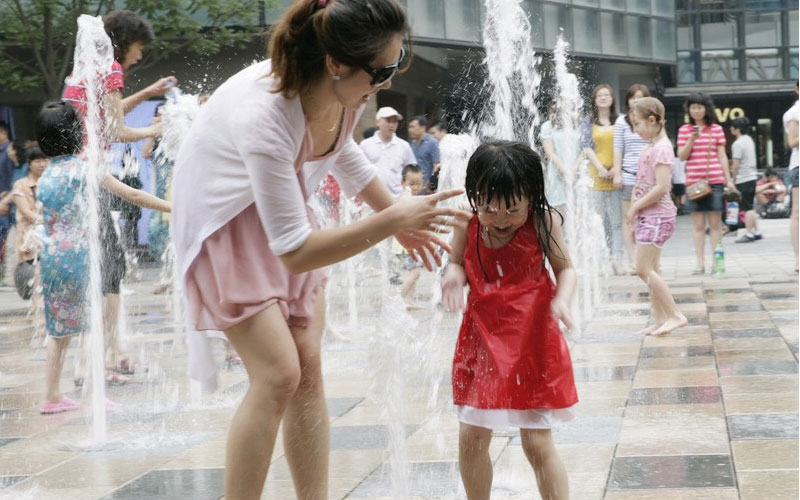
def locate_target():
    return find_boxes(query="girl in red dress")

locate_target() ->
[441,141,578,500]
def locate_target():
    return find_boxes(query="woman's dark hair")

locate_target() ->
[730,116,750,134]
[35,101,83,157]
[268,0,410,97]
[464,141,561,275]
[103,10,155,64]
[591,84,618,125]
[623,83,650,126]
[684,92,717,125]
[25,146,47,163]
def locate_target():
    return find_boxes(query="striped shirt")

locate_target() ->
[612,114,649,187]
[677,123,726,185]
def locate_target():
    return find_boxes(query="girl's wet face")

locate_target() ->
[476,196,530,239]
[122,41,144,70]
[332,34,404,110]
[689,103,707,123]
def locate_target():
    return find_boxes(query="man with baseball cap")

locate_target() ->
[360,106,417,197]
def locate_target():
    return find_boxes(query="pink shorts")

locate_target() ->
[635,215,676,248]
[184,203,326,331]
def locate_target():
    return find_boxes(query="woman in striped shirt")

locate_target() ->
[613,84,650,272]
[677,93,735,275]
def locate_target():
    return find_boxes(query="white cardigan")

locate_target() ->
[171,59,377,288]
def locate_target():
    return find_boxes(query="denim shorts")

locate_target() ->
[684,183,724,212]
[621,184,634,201]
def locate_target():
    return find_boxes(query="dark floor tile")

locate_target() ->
[728,413,799,440]
[788,342,799,355]
[593,309,649,319]
[608,454,734,489]
[749,280,797,285]
[327,397,363,418]
[329,424,420,450]
[706,304,765,313]
[348,461,459,497]
[0,438,19,448]
[674,296,706,304]
[101,468,224,500]
[711,328,781,340]
[509,416,622,444]
[705,288,753,296]
[628,386,721,405]
[640,346,713,359]
[0,475,29,488]
[718,360,799,377]
[637,357,714,370]
[757,292,798,300]
[573,366,635,382]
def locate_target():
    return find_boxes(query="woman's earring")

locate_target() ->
[331,74,341,81]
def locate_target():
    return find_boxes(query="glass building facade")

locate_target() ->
[676,0,798,83]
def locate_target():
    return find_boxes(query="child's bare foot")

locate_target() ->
[635,324,657,335]
[650,314,688,336]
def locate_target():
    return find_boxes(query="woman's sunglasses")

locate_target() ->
[360,47,407,88]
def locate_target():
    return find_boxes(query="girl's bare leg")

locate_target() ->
[708,210,723,249]
[634,243,668,335]
[520,428,569,500]
[692,212,707,268]
[636,245,687,336]
[45,336,72,403]
[621,198,636,269]
[458,423,493,500]
[791,187,798,269]
[283,290,330,500]
[224,304,302,500]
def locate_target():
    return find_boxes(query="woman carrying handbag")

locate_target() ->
[677,93,735,275]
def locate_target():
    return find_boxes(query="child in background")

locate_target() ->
[442,141,577,500]
[11,147,48,300]
[625,97,687,336]
[392,164,425,306]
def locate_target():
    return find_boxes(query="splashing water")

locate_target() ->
[68,14,115,445]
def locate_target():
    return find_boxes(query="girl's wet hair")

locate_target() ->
[684,92,718,125]
[268,0,410,97]
[464,140,560,270]
[35,101,83,157]
[103,10,155,63]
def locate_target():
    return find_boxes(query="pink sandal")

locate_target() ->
[40,396,80,414]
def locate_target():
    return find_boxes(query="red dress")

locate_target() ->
[452,217,578,410]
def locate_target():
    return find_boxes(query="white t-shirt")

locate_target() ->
[732,134,758,184]
[783,101,799,168]
[359,133,417,197]
[672,158,686,184]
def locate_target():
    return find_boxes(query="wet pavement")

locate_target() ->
[0,216,797,499]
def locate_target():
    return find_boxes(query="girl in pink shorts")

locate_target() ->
[625,97,688,336]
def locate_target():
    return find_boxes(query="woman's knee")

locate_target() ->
[249,361,302,405]
[459,424,493,455]
[520,429,555,462]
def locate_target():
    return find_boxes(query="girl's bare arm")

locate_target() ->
[545,211,576,304]
[101,174,171,213]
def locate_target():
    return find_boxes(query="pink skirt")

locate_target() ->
[184,203,326,331]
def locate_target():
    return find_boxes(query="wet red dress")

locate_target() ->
[452,217,578,410]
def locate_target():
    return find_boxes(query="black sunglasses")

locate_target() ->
[360,47,406,88]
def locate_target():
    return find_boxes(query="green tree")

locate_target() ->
[0,0,264,98]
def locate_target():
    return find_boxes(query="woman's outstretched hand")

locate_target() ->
[392,188,471,271]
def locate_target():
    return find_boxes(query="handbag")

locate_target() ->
[686,127,713,201]
[13,260,34,300]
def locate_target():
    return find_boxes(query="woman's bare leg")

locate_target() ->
[458,423,493,500]
[791,186,798,269]
[692,212,707,268]
[224,304,302,500]
[283,290,330,500]
[621,198,636,268]
[520,429,569,500]
[708,211,723,249]
[45,336,72,403]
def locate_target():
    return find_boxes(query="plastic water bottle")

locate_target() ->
[725,201,739,226]
[713,241,725,276]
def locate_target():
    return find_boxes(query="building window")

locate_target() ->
[406,0,445,38]
[746,48,782,80]
[600,11,628,55]
[744,12,782,47]
[678,51,698,82]
[627,0,651,14]
[544,3,570,49]
[701,49,739,81]
[790,48,799,80]
[522,1,545,48]
[444,0,481,42]
[627,15,653,57]
[573,8,601,53]
[600,0,627,10]
[699,12,739,49]
[677,13,696,50]
[573,0,600,6]
[653,18,677,60]
[653,0,677,17]
[789,10,798,46]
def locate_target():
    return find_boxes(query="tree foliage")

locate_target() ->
[0,0,264,98]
